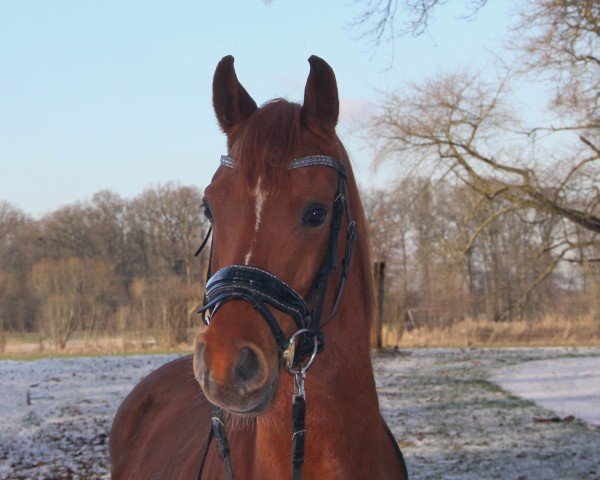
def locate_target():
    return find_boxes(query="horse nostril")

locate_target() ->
[235,347,261,388]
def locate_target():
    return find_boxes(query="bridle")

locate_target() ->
[194,154,357,480]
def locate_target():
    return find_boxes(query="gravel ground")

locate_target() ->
[0,355,178,480]
[1,348,599,479]
[375,348,600,480]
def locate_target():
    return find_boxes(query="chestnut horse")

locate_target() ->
[110,55,408,480]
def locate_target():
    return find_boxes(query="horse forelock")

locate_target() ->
[231,99,301,191]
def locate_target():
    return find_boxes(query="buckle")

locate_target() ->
[284,329,319,375]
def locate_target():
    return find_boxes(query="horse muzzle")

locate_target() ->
[194,331,280,414]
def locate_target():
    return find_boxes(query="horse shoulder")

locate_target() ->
[110,355,212,479]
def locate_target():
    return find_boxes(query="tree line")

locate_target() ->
[0,184,209,350]
[364,179,598,330]
[0,174,597,350]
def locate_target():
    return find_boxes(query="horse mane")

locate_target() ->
[231,99,376,331]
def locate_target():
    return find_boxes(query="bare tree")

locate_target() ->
[369,68,598,313]
[129,274,200,346]
[29,258,117,349]
[512,0,599,123]
[0,202,23,332]
[371,69,599,230]
[0,268,7,352]
[364,174,594,324]
[349,0,488,47]
[0,203,41,332]
[129,182,208,285]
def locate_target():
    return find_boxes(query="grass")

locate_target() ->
[0,347,190,362]
[1,314,599,360]
[0,332,194,361]
[384,314,600,348]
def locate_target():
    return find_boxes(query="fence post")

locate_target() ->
[374,261,385,349]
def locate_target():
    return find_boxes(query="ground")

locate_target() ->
[375,348,600,480]
[1,348,599,479]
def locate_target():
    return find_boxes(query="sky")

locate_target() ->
[0,0,519,215]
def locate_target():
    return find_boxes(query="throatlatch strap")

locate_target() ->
[291,395,307,480]
[194,226,212,258]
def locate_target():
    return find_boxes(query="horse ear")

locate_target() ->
[212,56,258,136]
[301,56,339,134]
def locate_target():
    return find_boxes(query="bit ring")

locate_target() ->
[285,328,319,375]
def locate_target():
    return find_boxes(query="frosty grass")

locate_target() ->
[1,348,599,479]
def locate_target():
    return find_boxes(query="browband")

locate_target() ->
[219,155,237,169]
[220,154,346,177]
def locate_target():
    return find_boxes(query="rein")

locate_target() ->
[195,154,357,480]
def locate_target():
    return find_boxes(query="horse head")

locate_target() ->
[193,55,371,416]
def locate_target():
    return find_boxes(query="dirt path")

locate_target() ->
[1,348,599,479]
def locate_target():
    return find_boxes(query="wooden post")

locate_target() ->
[374,261,385,349]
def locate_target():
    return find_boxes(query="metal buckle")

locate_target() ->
[284,328,317,398]
[284,328,319,375]
[293,371,306,398]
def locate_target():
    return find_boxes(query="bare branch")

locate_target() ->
[349,0,489,47]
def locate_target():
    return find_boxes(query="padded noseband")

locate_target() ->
[201,265,309,352]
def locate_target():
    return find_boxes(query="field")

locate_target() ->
[1,348,599,479]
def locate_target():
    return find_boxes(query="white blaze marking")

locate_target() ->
[244,176,266,264]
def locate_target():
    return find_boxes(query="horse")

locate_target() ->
[109,55,408,480]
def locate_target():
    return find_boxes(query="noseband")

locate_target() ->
[195,154,357,480]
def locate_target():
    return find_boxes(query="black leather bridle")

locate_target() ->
[195,154,357,480]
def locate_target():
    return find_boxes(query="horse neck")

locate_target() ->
[250,263,383,477]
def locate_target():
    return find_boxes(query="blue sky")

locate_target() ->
[0,0,517,215]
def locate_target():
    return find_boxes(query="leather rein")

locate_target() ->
[194,154,357,480]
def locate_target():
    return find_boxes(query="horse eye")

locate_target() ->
[203,204,214,222]
[302,205,327,227]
